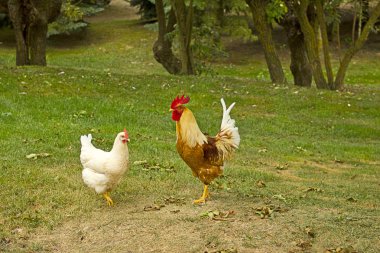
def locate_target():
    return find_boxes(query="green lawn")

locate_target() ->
[0,18,379,253]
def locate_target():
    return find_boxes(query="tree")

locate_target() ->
[7,0,62,66]
[245,0,286,84]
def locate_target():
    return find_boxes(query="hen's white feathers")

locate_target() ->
[80,132,129,194]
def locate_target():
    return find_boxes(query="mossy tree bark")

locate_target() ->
[280,12,312,87]
[315,0,334,87]
[171,0,195,75]
[293,0,328,89]
[153,0,181,74]
[246,0,286,84]
[7,0,62,66]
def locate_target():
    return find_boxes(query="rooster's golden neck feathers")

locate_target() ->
[176,108,207,148]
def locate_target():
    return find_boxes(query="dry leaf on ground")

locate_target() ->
[26,153,51,159]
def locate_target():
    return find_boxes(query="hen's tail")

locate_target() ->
[216,98,240,160]
[80,134,93,148]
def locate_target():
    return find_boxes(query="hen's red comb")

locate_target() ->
[123,128,129,139]
[171,95,190,109]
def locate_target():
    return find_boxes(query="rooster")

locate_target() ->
[80,129,130,206]
[170,96,240,204]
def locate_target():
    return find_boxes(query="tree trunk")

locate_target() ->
[335,1,380,89]
[315,0,334,88]
[29,20,48,65]
[281,14,312,87]
[153,0,181,74]
[246,0,286,84]
[171,0,195,75]
[7,0,62,66]
[8,0,29,65]
[294,0,328,89]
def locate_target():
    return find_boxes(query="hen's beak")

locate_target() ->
[169,108,174,112]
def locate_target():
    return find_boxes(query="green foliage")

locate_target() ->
[266,0,288,22]
[192,24,226,75]
[48,1,105,37]
[324,0,342,26]
[130,0,157,20]
[222,16,257,42]
[0,13,11,28]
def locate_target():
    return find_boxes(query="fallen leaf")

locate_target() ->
[143,204,165,211]
[26,153,51,159]
[133,160,148,165]
[275,163,288,170]
[201,210,236,221]
[346,197,357,202]
[305,226,315,238]
[272,194,287,202]
[325,246,357,253]
[296,146,307,152]
[256,180,266,188]
[304,187,324,193]
[258,148,268,153]
[163,196,185,205]
[255,206,273,219]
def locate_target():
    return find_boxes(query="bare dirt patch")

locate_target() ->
[84,0,139,23]
[30,197,309,253]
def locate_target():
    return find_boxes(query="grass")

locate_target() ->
[0,16,380,253]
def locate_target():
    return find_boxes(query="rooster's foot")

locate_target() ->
[193,185,209,204]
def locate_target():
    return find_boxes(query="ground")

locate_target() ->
[0,1,379,253]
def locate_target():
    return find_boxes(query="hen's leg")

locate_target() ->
[193,185,209,204]
[103,192,114,206]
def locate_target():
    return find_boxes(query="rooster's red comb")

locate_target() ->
[171,95,190,109]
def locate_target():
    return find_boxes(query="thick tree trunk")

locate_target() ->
[335,1,380,89]
[281,14,312,87]
[171,0,195,75]
[153,0,181,74]
[246,0,286,84]
[29,20,48,65]
[7,0,62,66]
[294,0,328,89]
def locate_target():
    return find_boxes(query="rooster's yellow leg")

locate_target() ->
[103,192,114,206]
[193,185,209,204]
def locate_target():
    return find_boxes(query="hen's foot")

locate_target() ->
[103,192,114,206]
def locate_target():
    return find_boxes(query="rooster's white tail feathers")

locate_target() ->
[219,98,240,148]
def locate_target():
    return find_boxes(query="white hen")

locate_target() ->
[80,129,130,206]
